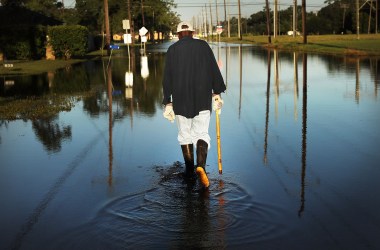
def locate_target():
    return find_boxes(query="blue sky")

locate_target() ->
[64,0,327,22]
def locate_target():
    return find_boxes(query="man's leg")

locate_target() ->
[191,111,211,188]
[196,139,209,188]
[177,116,195,178]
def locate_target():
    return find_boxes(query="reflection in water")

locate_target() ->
[299,53,308,217]
[32,117,72,153]
[293,52,299,121]
[50,165,290,249]
[274,50,279,121]
[356,57,360,103]
[224,46,230,88]
[264,49,271,165]
[9,130,104,250]
[107,63,114,188]
[2,45,380,249]
[239,45,242,118]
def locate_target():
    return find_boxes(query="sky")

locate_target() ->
[173,0,328,21]
[64,0,328,23]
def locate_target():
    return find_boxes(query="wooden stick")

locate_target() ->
[216,109,222,174]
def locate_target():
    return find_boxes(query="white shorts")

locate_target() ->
[176,110,211,149]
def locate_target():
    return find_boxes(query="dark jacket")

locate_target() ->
[162,36,226,118]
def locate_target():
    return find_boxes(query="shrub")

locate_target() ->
[48,25,89,59]
[0,25,47,60]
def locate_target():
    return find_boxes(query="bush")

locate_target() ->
[0,25,47,60]
[48,25,89,59]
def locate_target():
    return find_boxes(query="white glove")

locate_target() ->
[213,94,224,111]
[163,104,175,123]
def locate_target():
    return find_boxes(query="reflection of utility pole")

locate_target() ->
[107,63,113,187]
[238,45,242,118]
[274,50,279,122]
[225,46,230,87]
[299,52,307,217]
[375,58,378,97]
[355,58,360,103]
[294,52,299,121]
[264,49,271,165]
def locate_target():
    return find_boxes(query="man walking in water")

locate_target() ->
[162,21,226,188]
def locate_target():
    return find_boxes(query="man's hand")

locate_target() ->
[163,104,175,123]
[213,94,224,111]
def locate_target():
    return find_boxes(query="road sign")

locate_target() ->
[216,25,223,34]
[123,20,130,30]
[139,27,148,36]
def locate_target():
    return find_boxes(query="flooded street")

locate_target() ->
[1,41,380,249]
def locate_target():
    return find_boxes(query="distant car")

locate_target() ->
[287,30,301,36]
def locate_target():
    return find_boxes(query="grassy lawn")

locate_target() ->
[1,34,379,76]
[222,34,380,56]
[0,58,87,75]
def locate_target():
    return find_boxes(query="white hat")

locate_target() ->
[176,21,194,33]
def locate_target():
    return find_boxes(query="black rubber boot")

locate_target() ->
[196,139,209,188]
[181,144,195,179]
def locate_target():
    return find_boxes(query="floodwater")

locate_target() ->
[1,41,380,249]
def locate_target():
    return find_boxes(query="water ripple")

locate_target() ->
[51,165,291,249]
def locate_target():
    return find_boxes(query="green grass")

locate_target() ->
[0,58,88,75]
[222,34,380,56]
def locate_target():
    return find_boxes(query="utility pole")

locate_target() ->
[127,0,134,45]
[104,0,111,55]
[227,0,230,37]
[368,0,372,33]
[356,0,360,39]
[293,0,297,38]
[205,5,208,37]
[301,0,307,44]
[223,0,227,23]
[141,0,145,26]
[238,0,242,40]
[215,0,219,26]
[209,2,213,40]
[375,0,379,34]
[376,0,378,34]
[265,0,271,43]
[274,0,278,38]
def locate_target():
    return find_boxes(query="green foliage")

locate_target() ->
[48,25,89,59]
[0,24,47,60]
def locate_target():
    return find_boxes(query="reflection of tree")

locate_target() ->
[1,75,49,98]
[51,63,92,93]
[32,117,72,153]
